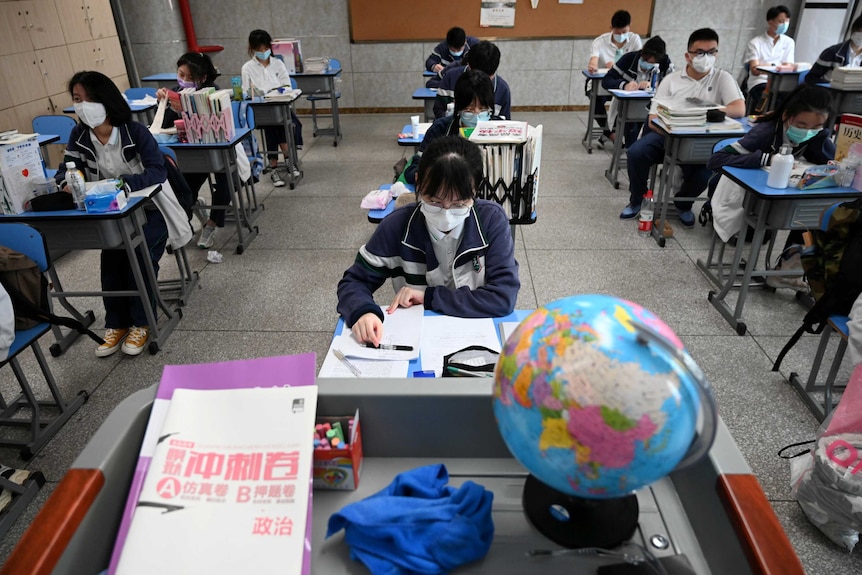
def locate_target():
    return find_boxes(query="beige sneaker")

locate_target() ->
[95,328,129,357]
[121,326,150,356]
[0,465,32,513]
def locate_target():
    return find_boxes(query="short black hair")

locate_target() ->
[853,15,862,32]
[454,69,494,115]
[766,5,791,21]
[466,41,500,76]
[446,27,467,48]
[611,10,631,29]
[248,29,273,53]
[641,36,666,61]
[417,136,483,202]
[67,70,131,126]
[688,28,719,49]
[177,52,220,86]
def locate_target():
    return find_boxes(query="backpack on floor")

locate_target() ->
[773,198,862,371]
[0,246,103,343]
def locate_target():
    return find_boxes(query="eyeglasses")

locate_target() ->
[688,49,718,57]
[422,198,473,214]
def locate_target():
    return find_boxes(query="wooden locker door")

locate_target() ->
[0,109,20,133]
[0,52,48,106]
[66,39,102,76]
[84,0,117,40]
[14,97,54,135]
[98,36,126,79]
[0,2,34,56]
[37,46,75,100]
[54,0,90,45]
[25,0,64,50]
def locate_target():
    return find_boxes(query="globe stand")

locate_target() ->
[522,474,639,549]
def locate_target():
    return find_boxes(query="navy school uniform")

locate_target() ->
[433,66,511,120]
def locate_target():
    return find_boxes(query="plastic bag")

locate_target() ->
[789,368,862,552]
[360,188,393,210]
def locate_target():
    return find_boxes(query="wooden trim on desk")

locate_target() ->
[292,105,589,115]
[717,474,805,575]
[1,468,105,575]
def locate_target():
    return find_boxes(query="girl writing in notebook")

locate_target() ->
[337,136,520,347]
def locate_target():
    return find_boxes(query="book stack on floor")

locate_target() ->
[110,354,318,575]
[831,67,862,90]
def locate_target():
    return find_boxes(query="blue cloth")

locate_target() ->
[326,464,494,575]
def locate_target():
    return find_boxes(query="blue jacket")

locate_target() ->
[425,37,480,72]
[56,121,166,192]
[434,66,512,120]
[602,50,673,91]
[337,200,520,327]
[707,120,835,171]
[806,40,853,85]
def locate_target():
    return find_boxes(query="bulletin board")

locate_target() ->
[347,0,655,43]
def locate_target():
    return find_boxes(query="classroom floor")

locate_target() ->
[0,111,859,573]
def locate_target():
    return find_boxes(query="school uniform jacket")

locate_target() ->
[434,66,512,120]
[602,51,673,91]
[337,200,520,327]
[806,40,854,85]
[425,36,480,71]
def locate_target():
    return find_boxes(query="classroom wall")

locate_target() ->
[118,0,803,111]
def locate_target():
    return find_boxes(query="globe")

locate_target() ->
[493,294,716,547]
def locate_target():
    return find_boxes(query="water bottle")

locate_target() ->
[766,145,794,189]
[65,161,86,210]
[638,189,655,236]
[231,76,242,101]
[650,67,659,91]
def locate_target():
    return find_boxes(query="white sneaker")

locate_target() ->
[271,171,286,187]
[0,465,32,513]
[198,225,217,249]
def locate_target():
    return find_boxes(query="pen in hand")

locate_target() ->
[362,343,414,351]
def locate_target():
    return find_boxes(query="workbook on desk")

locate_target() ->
[108,354,317,575]
[264,88,303,102]
[115,385,317,575]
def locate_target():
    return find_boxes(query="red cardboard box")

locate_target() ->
[313,411,362,490]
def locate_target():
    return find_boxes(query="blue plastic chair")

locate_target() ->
[797,69,809,85]
[125,87,157,100]
[306,58,341,138]
[713,137,741,153]
[0,223,88,459]
[31,115,77,146]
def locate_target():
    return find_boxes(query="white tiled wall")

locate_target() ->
[119,0,804,109]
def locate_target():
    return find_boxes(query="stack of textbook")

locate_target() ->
[109,355,318,575]
[178,87,235,143]
[831,67,862,89]
[654,99,709,129]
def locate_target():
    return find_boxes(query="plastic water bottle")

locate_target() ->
[650,67,659,91]
[65,161,86,210]
[766,145,794,189]
[638,189,655,236]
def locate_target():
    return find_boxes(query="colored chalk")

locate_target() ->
[331,437,342,448]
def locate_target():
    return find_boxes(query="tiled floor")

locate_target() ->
[0,111,860,573]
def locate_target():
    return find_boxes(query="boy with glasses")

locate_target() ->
[620,28,744,228]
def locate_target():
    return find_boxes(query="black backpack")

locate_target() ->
[772,198,862,371]
[163,153,194,222]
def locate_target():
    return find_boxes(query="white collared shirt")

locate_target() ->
[590,32,643,67]
[649,66,744,115]
[426,221,465,289]
[745,32,796,87]
[241,56,291,95]
[90,126,143,180]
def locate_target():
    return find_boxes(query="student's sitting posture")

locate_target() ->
[156,51,231,249]
[620,28,745,228]
[433,41,511,120]
[404,70,499,186]
[425,26,479,88]
[337,136,519,347]
[602,35,673,148]
[805,15,862,85]
[587,9,643,142]
[745,5,795,114]
[706,85,833,291]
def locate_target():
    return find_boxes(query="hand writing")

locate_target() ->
[352,313,383,347]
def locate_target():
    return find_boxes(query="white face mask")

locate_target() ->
[73,101,107,128]
[852,32,862,47]
[420,202,470,233]
[690,53,715,74]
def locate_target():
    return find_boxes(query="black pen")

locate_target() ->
[363,343,414,351]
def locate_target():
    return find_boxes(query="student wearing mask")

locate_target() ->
[433,41,511,120]
[587,10,643,143]
[55,71,188,356]
[155,52,230,249]
[707,84,834,290]
[805,15,862,85]
[602,35,673,147]
[404,70,500,186]
[745,5,795,114]
[425,26,479,88]
[620,28,745,228]
[337,136,519,347]
[241,29,302,187]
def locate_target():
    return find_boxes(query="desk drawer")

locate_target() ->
[293,77,328,94]
[676,138,719,162]
[171,148,227,173]
[251,105,289,127]
[765,197,836,229]
[38,217,134,250]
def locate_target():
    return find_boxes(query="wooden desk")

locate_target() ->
[698,166,861,335]
[0,187,184,355]
[292,62,343,146]
[604,89,652,189]
[581,69,609,154]
[412,87,437,122]
[755,66,802,113]
[650,118,749,247]
[167,127,262,254]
